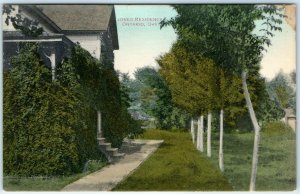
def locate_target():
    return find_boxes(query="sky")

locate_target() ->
[114,5,177,78]
[114,5,296,80]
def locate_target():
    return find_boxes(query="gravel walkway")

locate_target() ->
[62,139,164,191]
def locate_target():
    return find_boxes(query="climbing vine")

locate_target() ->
[3,43,140,176]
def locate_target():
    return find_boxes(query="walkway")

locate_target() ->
[62,139,164,191]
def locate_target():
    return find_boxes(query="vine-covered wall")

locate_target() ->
[3,43,141,176]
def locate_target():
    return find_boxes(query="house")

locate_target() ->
[3,5,124,162]
[3,5,119,79]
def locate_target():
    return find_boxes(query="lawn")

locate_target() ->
[4,128,295,191]
[3,160,107,191]
[3,173,88,191]
[113,129,233,191]
[208,129,296,191]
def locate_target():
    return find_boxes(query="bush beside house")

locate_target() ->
[3,43,140,176]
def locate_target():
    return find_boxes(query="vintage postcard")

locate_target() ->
[1,3,296,192]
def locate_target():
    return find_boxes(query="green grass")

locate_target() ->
[208,129,296,191]
[3,160,107,191]
[5,127,294,191]
[113,129,233,191]
[3,173,88,191]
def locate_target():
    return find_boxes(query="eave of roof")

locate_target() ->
[3,31,74,46]
[110,7,119,50]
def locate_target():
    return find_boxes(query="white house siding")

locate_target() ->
[67,34,101,60]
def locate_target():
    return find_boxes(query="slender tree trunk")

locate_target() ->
[197,115,204,152]
[242,71,261,191]
[219,109,224,172]
[207,112,212,157]
[191,119,195,144]
[196,117,200,149]
[201,115,204,152]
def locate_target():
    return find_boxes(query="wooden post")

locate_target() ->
[207,112,212,157]
[198,115,204,152]
[219,109,224,172]
[197,117,200,150]
[197,116,204,151]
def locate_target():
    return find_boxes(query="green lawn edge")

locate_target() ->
[113,129,233,191]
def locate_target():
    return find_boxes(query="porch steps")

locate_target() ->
[97,135,125,163]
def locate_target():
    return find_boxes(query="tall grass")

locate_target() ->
[208,125,296,191]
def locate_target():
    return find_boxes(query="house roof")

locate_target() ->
[35,5,113,31]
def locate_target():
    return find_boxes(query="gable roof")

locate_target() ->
[35,5,113,31]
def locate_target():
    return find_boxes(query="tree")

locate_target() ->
[267,71,295,110]
[159,41,245,169]
[217,70,244,171]
[161,5,284,190]
[134,67,173,129]
[290,70,296,85]
[122,66,190,129]
[266,70,296,118]
[118,72,132,109]
[158,42,220,157]
[289,70,296,114]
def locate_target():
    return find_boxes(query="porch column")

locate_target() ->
[97,111,102,137]
[50,52,56,81]
[44,50,56,80]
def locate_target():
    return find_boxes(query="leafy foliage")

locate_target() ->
[3,43,140,176]
[160,5,285,130]
[261,121,293,135]
[118,73,133,109]
[157,44,211,115]
[119,67,190,129]
[59,45,142,147]
[4,43,84,176]
[161,5,284,73]
[266,71,296,112]
[158,42,246,128]
[3,5,43,37]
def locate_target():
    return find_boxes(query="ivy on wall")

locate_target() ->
[3,43,140,176]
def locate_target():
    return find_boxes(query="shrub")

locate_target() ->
[83,160,107,173]
[261,121,293,135]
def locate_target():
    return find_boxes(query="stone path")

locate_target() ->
[62,139,164,191]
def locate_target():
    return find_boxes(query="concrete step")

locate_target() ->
[106,148,118,156]
[97,137,126,163]
[97,137,106,143]
[99,142,111,150]
[97,133,103,138]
